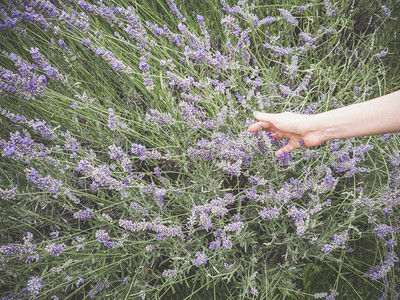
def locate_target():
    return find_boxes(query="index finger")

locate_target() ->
[248,121,277,133]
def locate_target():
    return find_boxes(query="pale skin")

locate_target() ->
[248,90,400,156]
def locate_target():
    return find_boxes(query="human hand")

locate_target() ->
[248,111,323,156]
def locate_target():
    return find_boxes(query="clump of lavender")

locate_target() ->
[0,232,39,265]
[107,108,127,131]
[25,167,62,193]
[119,217,184,241]
[45,243,65,257]
[381,5,394,18]
[287,205,310,236]
[138,56,154,92]
[26,276,43,297]
[330,140,373,177]
[0,1,399,299]
[0,54,47,101]
[366,252,399,280]
[221,15,241,36]
[140,182,167,209]
[61,130,80,158]
[324,1,337,17]
[187,131,261,174]
[145,109,176,125]
[29,47,68,84]
[75,158,127,193]
[372,50,388,58]
[278,8,298,26]
[73,208,94,221]
[321,230,349,253]
[166,0,186,21]
[131,142,170,161]
[193,252,208,267]
[162,269,178,279]
[285,55,299,76]
[82,39,133,73]
[372,223,394,239]
[299,4,313,13]
[259,206,280,220]
[108,144,132,173]
[0,187,16,200]
[130,201,149,215]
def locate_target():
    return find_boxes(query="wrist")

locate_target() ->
[303,113,339,145]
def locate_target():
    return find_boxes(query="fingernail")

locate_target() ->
[253,111,260,117]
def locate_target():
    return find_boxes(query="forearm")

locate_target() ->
[310,90,400,143]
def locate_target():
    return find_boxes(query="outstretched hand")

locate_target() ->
[248,111,323,156]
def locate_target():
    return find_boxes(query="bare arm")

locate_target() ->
[249,90,400,156]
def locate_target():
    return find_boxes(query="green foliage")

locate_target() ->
[0,0,399,299]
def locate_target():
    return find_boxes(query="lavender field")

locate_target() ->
[1,0,400,299]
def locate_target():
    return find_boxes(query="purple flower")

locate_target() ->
[61,130,80,158]
[76,278,85,287]
[263,43,293,57]
[221,15,241,36]
[0,187,17,200]
[1,54,47,100]
[107,108,126,131]
[193,251,208,267]
[222,238,232,249]
[259,207,280,220]
[49,231,59,238]
[95,229,112,248]
[45,243,64,256]
[321,244,333,253]
[250,288,259,296]
[27,276,43,296]
[299,4,312,12]
[373,224,394,238]
[321,230,349,253]
[381,5,392,17]
[209,240,221,250]
[366,252,399,280]
[166,0,186,21]
[287,205,310,236]
[139,56,149,72]
[29,119,54,138]
[223,221,244,232]
[278,8,298,26]
[324,1,337,17]
[141,183,166,209]
[29,47,68,84]
[162,269,178,278]
[73,208,94,221]
[386,239,397,249]
[145,109,176,125]
[197,15,204,23]
[373,50,388,58]
[58,39,67,50]
[25,167,62,193]
[130,202,149,215]
[71,102,79,108]
[92,46,133,73]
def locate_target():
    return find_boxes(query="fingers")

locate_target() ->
[271,132,284,140]
[253,111,276,123]
[248,121,275,133]
[275,143,296,156]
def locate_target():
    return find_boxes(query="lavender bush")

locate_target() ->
[0,0,399,299]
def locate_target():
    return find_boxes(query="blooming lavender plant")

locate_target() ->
[0,1,399,299]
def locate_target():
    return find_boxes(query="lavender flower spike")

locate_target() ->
[278,8,298,26]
